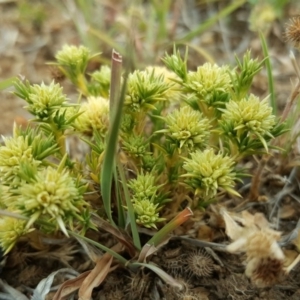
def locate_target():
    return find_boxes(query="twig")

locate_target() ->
[248,155,269,201]
[281,51,300,122]
[269,167,297,220]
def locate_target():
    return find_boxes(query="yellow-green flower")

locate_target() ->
[26,81,68,120]
[185,63,232,110]
[55,44,91,74]
[182,149,238,199]
[156,105,211,151]
[0,135,41,188]
[146,66,181,102]
[75,96,109,136]
[128,172,159,203]
[133,199,164,229]
[219,94,276,151]
[249,3,276,34]
[90,65,111,98]
[0,217,32,254]
[17,167,87,236]
[125,69,171,112]
[122,135,149,158]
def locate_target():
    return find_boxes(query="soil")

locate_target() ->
[1,1,300,299]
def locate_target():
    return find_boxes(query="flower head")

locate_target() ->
[125,69,171,112]
[157,105,211,151]
[285,16,300,50]
[146,66,181,102]
[185,63,232,111]
[133,199,164,229]
[26,81,67,120]
[128,172,161,204]
[0,135,41,188]
[222,210,285,287]
[0,217,33,254]
[249,3,276,33]
[55,44,91,74]
[219,94,276,151]
[75,96,109,136]
[90,65,111,98]
[17,167,87,236]
[182,149,238,199]
[122,135,149,158]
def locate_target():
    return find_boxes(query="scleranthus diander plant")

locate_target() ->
[0,42,289,296]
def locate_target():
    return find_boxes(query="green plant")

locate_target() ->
[0,40,288,297]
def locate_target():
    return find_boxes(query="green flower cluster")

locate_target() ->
[0,126,88,253]
[122,135,149,158]
[182,149,239,200]
[127,173,165,228]
[184,63,232,114]
[133,200,163,229]
[219,94,276,152]
[0,127,57,189]
[75,96,110,136]
[156,105,211,151]
[14,80,68,121]
[0,135,40,188]
[55,44,91,76]
[17,166,87,236]
[125,69,171,112]
[0,43,288,254]
[0,217,32,255]
[89,65,111,98]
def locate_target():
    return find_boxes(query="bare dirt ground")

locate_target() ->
[2,1,300,299]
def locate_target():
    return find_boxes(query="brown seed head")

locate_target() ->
[186,249,214,277]
[285,16,300,49]
[248,257,284,287]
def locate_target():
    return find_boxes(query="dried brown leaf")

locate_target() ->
[78,253,113,300]
[52,271,91,300]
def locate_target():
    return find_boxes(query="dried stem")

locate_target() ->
[109,49,123,117]
[248,155,269,201]
[281,51,300,122]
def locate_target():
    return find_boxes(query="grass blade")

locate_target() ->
[101,50,125,225]
[117,159,141,250]
[0,76,17,91]
[177,0,246,43]
[114,168,126,228]
[259,31,277,115]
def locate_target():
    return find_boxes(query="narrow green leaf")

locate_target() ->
[114,168,125,228]
[101,51,125,225]
[0,77,17,91]
[117,159,141,250]
[177,0,246,43]
[259,31,277,115]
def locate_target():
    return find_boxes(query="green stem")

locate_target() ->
[76,73,89,96]
[259,31,276,115]
[117,159,141,250]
